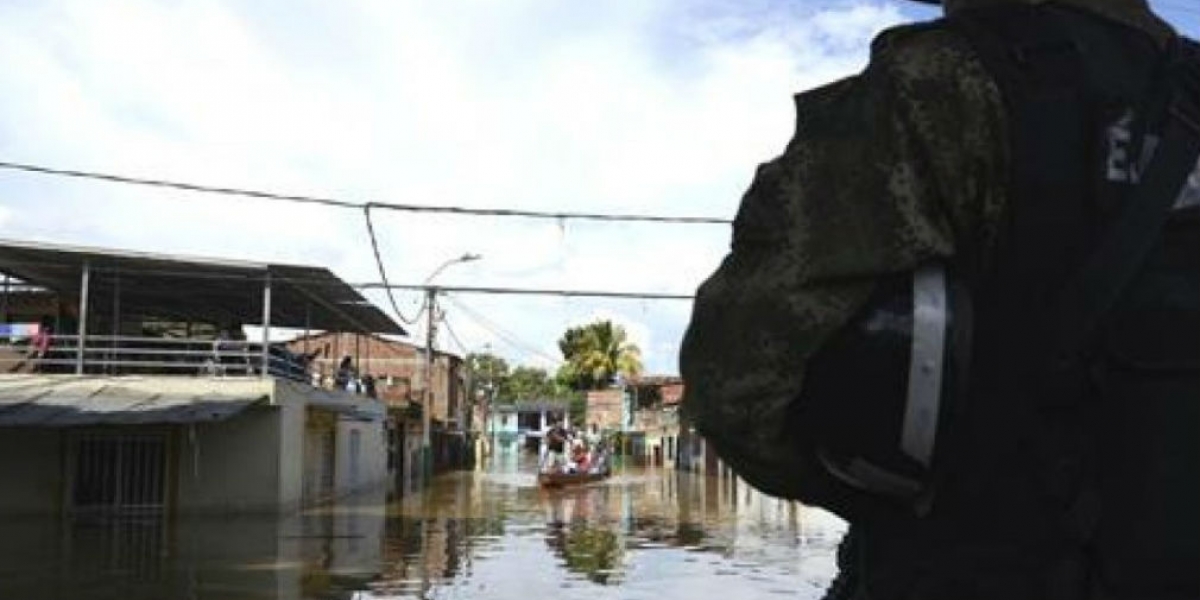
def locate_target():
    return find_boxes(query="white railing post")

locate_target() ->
[261,271,272,378]
[76,260,91,375]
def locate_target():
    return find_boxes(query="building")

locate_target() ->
[584,389,626,432]
[582,376,684,466]
[0,239,404,515]
[629,376,683,467]
[284,331,474,488]
[485,400,568,454]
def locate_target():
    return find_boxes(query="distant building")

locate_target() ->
[584,375,684,467]
[285,331,473,484]
[485,400,568,454]
[0,239,403,515]
[584,389,626,432]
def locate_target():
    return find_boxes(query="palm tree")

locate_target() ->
[557,320,643,390]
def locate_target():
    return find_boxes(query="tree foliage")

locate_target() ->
[556,320,643,390]
[503,365,559,403]
[466,351,574,405]
[466,351,509,405]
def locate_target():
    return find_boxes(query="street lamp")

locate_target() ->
[424,253,482,285]
[421,252,481,481]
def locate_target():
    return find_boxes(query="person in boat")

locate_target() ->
[569,439,591,474]
[543,420,568,474]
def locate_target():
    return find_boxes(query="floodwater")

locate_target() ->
[0,451,847,600]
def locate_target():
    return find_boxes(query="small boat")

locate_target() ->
[537,470,610,488]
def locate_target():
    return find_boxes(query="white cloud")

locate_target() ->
[0,0,911,373]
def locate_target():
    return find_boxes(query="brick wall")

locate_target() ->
[585,389,624,431]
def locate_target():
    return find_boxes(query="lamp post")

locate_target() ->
[421,253,481,481]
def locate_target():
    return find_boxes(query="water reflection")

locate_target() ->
[0,452,846,600]
[543,486,625,585]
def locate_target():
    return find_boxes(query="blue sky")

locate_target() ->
[0,1,1195,375]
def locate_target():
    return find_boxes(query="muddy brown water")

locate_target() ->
[0,451,846,599]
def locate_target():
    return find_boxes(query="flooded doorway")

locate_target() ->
[69,431,168,515]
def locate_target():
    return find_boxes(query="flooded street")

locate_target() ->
[0,451,846,600]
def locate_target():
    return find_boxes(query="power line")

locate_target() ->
[362,205,422,324]
[440,314,469,356]
[0,258,697,302]
[444,296,562,365]
[0,258,697,299]
[366,283,695,300]
[0,160,733,225]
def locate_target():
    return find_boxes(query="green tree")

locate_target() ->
[501,365,558,403]
[556,320,643,390]
[466,351,510,404]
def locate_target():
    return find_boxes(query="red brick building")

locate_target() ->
[287,332,468,430]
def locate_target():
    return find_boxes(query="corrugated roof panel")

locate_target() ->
[0,238,405,335]
[0,379,268,426]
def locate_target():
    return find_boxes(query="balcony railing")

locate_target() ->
[0,334,312,382]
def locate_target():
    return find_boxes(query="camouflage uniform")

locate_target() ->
[680,0,1173,492]
[680,0,1179,597]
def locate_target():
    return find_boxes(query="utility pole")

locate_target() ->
[418,252,481,484]
[421,286,437,481]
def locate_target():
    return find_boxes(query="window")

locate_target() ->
[71,432,168,514]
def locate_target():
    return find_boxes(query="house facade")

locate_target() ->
[584,376,685,467]
[0,239,403,515]
[485,400,568,454]
[285,331,474,490]
[0,376,386,514]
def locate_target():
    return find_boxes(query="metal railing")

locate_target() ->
[0,333,312,381]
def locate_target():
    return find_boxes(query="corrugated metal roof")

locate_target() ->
[0,376,269,426]
[0,238,405,335]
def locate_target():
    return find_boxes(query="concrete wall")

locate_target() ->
[0,428,62,514]
[0,377,388,516]
[176,405,284,513]
[334,418,386,495]
[277,399,306,509]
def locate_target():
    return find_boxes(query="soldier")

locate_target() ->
[680,1,1198,599]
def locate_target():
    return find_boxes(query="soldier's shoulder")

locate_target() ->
[867,20,991,89]
[870,21,950,55]
[870,21,977,66]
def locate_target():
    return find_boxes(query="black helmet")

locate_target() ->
[789,264,971,514]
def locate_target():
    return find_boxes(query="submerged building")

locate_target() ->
[0,238,405,515]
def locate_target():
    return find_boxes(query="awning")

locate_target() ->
[0,376,269,426]
[0,238,405,335]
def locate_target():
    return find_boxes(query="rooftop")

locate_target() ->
[0,238,404,335]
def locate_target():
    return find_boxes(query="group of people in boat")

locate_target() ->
[541,421,610,476]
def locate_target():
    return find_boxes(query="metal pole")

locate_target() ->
[303,303,311,355]
[76,260,91,375]
[422,286,436,479]
[110,269,120,374]
[1,274,9,325]
[261,271,272,378]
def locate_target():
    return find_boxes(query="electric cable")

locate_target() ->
[362,205,422,324]
[0,160,732,225]
[440,314,470,356]
[0,257,697,300]
[443,295,562,365]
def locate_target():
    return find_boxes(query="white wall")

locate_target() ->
[0,428,62,514]
[175,406,283,513]
[276,399,306,510]
[334,418,387,495]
